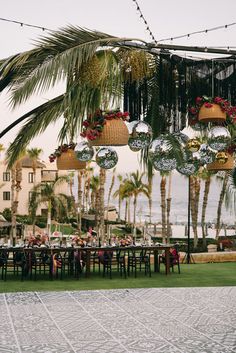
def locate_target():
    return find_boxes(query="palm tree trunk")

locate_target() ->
[99,168,106,242]
[189,176,198,249]
[148,176,153,224]
[193,177,201,249]
[166,172,172,243]
[125,199,128,223]
[77,171,83,236]
[10,167,16,245]
[133,196,137,226]
[216,172,229,239]
[47,199,52,239]
[107,169,116,219]
[160,175,167,242]
[201,176,211,249]
[127,197,131,225]
[32,166,37,236]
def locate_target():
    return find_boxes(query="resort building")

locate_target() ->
[0,158,69,215]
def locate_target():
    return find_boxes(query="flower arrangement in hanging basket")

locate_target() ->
[49,143,86,170]
[80,109,130,146]
[189,96,236,124]
[207,151,234,171]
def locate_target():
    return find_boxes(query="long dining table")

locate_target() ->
[2,244,172,277]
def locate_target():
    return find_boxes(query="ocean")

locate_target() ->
[73,171,236,237]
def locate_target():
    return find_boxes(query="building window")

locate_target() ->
[3,172,10,181]
[3,191,10,200]
[28,172,34,183]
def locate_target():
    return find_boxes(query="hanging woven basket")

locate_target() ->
[56,149,86,170]
[207,153,234,171]
[198,103,226,123]
[89,119,129,146]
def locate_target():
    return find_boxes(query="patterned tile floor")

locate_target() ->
[0,287,236,353]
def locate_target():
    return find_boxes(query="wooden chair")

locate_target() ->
[159,244,180,274]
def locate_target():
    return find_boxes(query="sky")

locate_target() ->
[0,0,236,171]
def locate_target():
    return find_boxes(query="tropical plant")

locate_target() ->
[99,168,106,241]
[128,171,149,227]
[29,176,73,237]
[199,168,212,249]
[215,172,230,239]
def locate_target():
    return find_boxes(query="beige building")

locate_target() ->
[0,158,69,215]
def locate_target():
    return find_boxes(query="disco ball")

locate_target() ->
[198,144,216,165]
[172,132,189,147]
[75,141,94,162]
[208,126,231,151]
[215,151,229,164]
[176,153,200,176]
[95,147,118,169]
[152,157,177,171]
[125,120,139,134]
[186,139,201,152]
[129,121,153,149]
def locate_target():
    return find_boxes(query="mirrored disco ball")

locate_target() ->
[125,120,139,134]
[75,141,94,162]
[128,144,141,152]
[198,144,216,165]
[129,121,153,149]
[176,153,200,176]
[153,157,177,171]
[172,132,189,147]
[96,147,118,169]
[148,136,172,162]
[186,139,201,152]
[208,126,231,151]
[216,151,229,164]
[176,162,199,175]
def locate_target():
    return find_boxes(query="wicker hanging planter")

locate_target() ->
[207,152,234,171]
[90,119,129,146]
[56,149,86,170]
[198,103,226,123]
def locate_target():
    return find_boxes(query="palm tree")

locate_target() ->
[99,168,106,242]
[106,168,116,219]
[128,171,149,227]
[113,174,123,222]
[10,151,26,245]
[166,172,172,243]
[160,173,167,242]
[27,147,43,186]
[29,176,72,238]
[215,172,230,239]
[200,168,212,250]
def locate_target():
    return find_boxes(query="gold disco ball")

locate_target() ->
[216,151,229,165]
[186,139,201,152]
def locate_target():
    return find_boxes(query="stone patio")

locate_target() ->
[0,287,236,353]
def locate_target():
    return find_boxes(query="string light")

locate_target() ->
[157,21,236,43]
[131,0,158,44]
[0,17,54,32]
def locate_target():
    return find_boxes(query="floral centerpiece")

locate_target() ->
[80,108,130,146]
[49,142,76,163]
[188,96,236,126]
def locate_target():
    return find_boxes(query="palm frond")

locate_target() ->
[6,94,64,167]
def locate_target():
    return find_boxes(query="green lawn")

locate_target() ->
[1,263,236,293]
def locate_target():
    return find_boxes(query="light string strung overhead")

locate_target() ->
[157,22,236,43]
[131,0,158,44]
[0,17,54,32]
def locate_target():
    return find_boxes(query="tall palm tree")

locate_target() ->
[128,171,149,227]
[166,172,172,243]
[10,151,26,245]
[106,168,116,219]
[215,172,230,239]
[29,176,72,238]
[27,147,43,186]
[200,168,212,249]
[113,174,123,222]
[99,168,106,242]
[160,173,167,242]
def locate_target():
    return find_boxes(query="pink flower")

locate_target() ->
[82,120,90,127]
[214,97,223,104]
[204,102,213,108]
[196,97,202,104]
